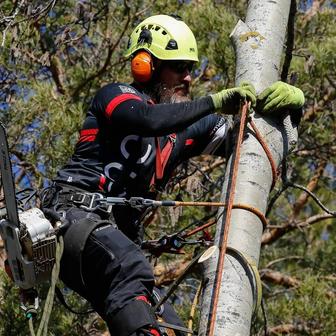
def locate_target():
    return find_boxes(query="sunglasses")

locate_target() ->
[165,61,194,74]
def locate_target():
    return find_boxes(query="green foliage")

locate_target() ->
[0,270,30,335]
[0,0,335,335]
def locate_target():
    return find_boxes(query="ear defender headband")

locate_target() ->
[131,50,154,83]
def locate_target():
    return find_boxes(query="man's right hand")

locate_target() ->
[210,82,256,115]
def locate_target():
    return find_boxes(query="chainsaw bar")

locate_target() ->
[0,122,19,226]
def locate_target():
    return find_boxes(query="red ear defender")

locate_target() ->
[131,51,154,83]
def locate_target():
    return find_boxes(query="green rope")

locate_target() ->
[28,236,64,336]
[29,318,36,336]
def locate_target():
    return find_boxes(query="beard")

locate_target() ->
[149,82,191,104]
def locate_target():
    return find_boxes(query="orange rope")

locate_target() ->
[208,101,249,336]
[249,119,278,189]
[179,202,268,238]
[183,218,216,238]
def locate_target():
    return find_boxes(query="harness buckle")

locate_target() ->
[70,192,87,205]
[70,192,104,211]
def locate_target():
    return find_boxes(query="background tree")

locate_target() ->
[0,1,335,335]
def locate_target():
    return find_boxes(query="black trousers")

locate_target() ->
[48,205,183,335]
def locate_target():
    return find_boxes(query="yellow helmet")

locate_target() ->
[124,14,198,62]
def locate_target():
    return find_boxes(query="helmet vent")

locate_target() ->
[162,30,167,35]
[166,39,178,50]
[137,29,152,45]
[155,26,160,31]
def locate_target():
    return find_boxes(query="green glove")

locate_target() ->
[210,82,256,114]
[257,81,305,113]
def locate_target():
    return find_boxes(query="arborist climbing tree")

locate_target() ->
[38,13,304,336]
[0,0,336,335]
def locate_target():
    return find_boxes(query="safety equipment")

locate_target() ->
[257,81,305,113]
[131,51,154,83]
[210,82,256,114]
[124,14,198,62]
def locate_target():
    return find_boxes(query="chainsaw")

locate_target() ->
[0,122,59,290]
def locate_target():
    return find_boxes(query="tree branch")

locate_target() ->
[260,269,300,288]
[154,255,192,286]
[262,213,334,245]
[71,2,131,99]
[303,86,335,122]
[292,159,327,217]
[268,323,321,335]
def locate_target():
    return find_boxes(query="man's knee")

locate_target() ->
[106,298,162,336]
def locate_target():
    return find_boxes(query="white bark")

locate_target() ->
[199,1,297,335]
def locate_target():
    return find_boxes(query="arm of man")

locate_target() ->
[111,96,215,136]
[177,114,232,160]
[90,82,255,137]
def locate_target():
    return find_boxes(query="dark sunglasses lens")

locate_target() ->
[170,62,193,73]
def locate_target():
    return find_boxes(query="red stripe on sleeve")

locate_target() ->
[78,128,99,143]
[80,129,99,136]
[105,93,142,117]
[185,139,194,146]
[98,174,106,191]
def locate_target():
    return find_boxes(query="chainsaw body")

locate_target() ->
[0,208,57,289]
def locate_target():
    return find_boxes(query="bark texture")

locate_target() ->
[199,1,296,335]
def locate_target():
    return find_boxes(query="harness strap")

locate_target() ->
[152,134,176,186]
[57,189,105,212]
[62,218,111,292]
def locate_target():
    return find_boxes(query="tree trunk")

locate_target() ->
[199,1,296,335]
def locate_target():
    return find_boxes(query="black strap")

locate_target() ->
[107,300,159,336]
[62,218,111,291]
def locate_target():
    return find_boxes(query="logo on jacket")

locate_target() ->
[119,85,136,94]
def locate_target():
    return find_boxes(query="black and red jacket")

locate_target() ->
[55,83,231,241]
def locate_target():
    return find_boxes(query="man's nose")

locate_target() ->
[183,70,192,83]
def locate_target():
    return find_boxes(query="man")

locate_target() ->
[42,14,304,336]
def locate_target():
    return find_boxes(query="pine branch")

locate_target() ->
[260,269,300,288]
[303,86,335,122]
[292,159,327,217]
[71,1,132,99]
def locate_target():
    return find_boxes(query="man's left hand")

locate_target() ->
[257,81,305,113]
